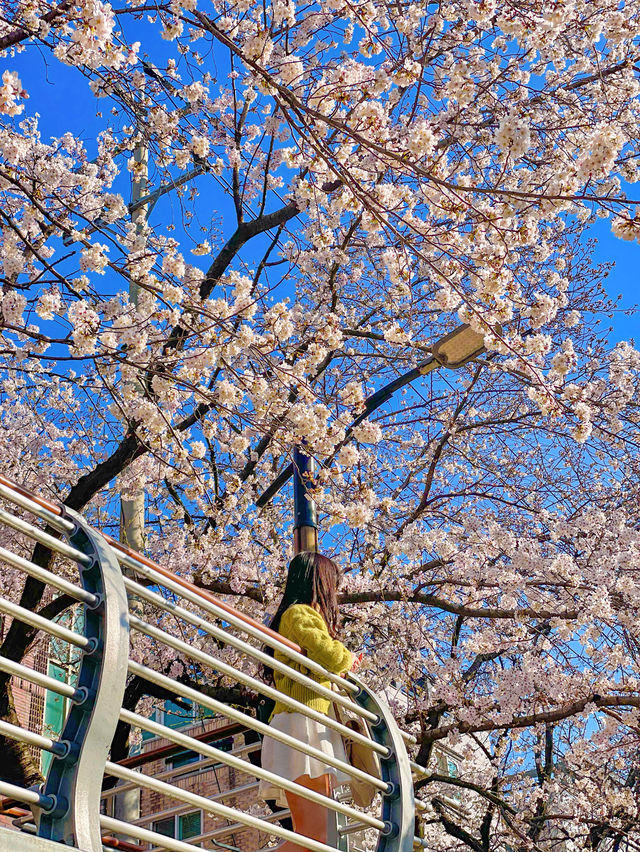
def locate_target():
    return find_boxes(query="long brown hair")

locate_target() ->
[270,551,341,637]
[263,552,341,680]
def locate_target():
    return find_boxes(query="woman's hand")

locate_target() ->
[350,652,364,672]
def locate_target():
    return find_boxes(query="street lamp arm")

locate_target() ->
[254,356,438,509]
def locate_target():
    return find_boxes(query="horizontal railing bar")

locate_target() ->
[120,709,387,829]
[0,544,96,605]
[0,802,31,818]
[174,808,292,848]
[129,615,388,757]
[134,781,261,827]
[0,507,90,563]
[0,718,67,756]
[116,548,357,696]
[104,762,359,852]
[0,597,89,648]
[0,474,68,521]
[339,822,368,836]
[0,596,89,649]
[0,654,79,699]
[136,785,264,827]
[101,742,260,800]
[0,481,74,532]
[131,802,206,829]
[124,577,375,721]
[101,835,145,852]
[127,661,389,792]
[0,780,55,811]
[100,817,204,852]
[12,813,36,830]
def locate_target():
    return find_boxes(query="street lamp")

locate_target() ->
[429,322,488,370]
[257,323,489,553]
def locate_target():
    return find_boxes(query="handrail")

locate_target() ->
[0,473,418,852]
[117,708,387,829]
[38,507,130,851]
[127,613,388,755]
[126,659,389,791]
[104,761,355,852]
[123,575,374,719]
[0,472,302,652]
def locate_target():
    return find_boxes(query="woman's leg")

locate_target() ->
[279,773,333,852]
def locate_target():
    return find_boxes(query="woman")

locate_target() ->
[259,551,356,852]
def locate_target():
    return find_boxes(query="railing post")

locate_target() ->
[38,507,130,852]
[349,675,415,852]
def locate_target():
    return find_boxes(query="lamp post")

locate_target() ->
[281,323,489,554]
[292,446,318,554]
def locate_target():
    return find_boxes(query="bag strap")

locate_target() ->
[332,682,347,727]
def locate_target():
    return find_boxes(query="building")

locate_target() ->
[101,701,281,852]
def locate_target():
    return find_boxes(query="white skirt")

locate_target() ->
[258,711,351,808]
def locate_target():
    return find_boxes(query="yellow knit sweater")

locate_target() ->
[271,603,353,718]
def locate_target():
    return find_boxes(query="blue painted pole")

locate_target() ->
[293,445,318,553]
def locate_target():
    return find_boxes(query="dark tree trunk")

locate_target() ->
[0,433,143,785]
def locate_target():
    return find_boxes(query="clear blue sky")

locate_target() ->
[590,219,639,344]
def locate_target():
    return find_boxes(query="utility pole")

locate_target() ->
[114,119,148,835]
[119,128,147,555]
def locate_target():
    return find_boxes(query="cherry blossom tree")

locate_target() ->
[1,0,640,847]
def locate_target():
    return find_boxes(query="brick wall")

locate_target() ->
[133,717,278,852]
[0,620,48,766]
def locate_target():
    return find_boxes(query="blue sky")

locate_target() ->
[590,218,639,344]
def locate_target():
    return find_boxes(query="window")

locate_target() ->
[211,736,233,764]
[142,699,214,741]
[166,735,233,770]
[167,749,200,769]
[445,757,461,802]
[41,662,69,775]
[152,817,175,838]
[42,609,83,773]
[436,751,461,803]
[152,811,202,842]
[163,699,198,730]
[179,811,202,841]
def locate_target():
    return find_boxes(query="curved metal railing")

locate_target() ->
[0,474,421,852]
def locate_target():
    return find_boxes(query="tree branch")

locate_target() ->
[422,693,640,743]
[0,0,73,50]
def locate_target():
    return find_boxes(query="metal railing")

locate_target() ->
[0,474,419,852]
